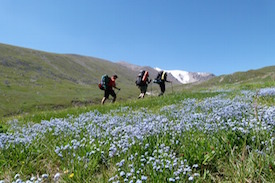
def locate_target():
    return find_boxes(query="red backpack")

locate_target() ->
[142,71,149,82]
[135,70,149,86]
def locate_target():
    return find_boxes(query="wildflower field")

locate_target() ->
[0,88,275,182]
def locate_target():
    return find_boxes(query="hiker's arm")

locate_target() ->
[114,86,121,90]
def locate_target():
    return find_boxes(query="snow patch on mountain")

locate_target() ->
[166,70,191,84]
[155,67,215,84]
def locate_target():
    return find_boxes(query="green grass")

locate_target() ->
[1,88,274,182]
[191,66,275,91]
[1,43,274,119]
[0,43,275,182]
[2,90,217,125]
[0,43,147,118]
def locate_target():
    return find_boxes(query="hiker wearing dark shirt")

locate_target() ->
[153,71,171,96]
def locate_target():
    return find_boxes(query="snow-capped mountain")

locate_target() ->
[117,62,215,84]
[155,67,215,84]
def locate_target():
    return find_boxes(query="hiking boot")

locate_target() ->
[158,92,164,96]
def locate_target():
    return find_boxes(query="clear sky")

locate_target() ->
[1,0,274,76]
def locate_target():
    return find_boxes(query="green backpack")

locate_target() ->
[98,74,110,90]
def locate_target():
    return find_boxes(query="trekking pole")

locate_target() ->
[170,82,174,93]
[116,88,121,95]
[151,82,153,97]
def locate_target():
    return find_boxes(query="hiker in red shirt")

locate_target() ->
[101,75,120,104]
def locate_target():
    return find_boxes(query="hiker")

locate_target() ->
[101,75,120,104]
[153,70,171,96]
[135,70,151,99]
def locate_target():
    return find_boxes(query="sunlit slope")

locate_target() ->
[0,43,140,117]
[1,42,274,117]
[186,66,275,90]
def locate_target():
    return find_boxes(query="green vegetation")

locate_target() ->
[191,66,275,91]
[1,43,274,119]
[4,90,217,124]
[0,43,274,182]
[0,43,146,117]
[0,89,274,182]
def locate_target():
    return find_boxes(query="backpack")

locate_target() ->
[156,71,163,80]
[142,71,149,82]
[98,74,110,90]
[135,70,148,86]
[154,71,166,84]
[161,71,167,81]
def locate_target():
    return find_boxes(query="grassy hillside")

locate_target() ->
[185,65,275,90]
[0,43,164,117]
[0,88,274,182]
[1,42,274,118]
[0,43,274,182]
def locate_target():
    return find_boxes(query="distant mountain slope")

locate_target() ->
[0,45,136,85]
[189,65,275,89]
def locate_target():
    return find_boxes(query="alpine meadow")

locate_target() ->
[0,43,275,182]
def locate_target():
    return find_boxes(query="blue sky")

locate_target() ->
[1,0,274,76]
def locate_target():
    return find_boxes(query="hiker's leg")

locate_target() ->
[140,86,146,98]
[159,82,165,96]
[112,97,116,103]
[142,93,145,98]
[143,86,147,98]
[110,90,116,103]
[112,95,117,103]
[102,90,109,104]
[160,83,165,93]
[101,97,107,104]
[138,87,142,98]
